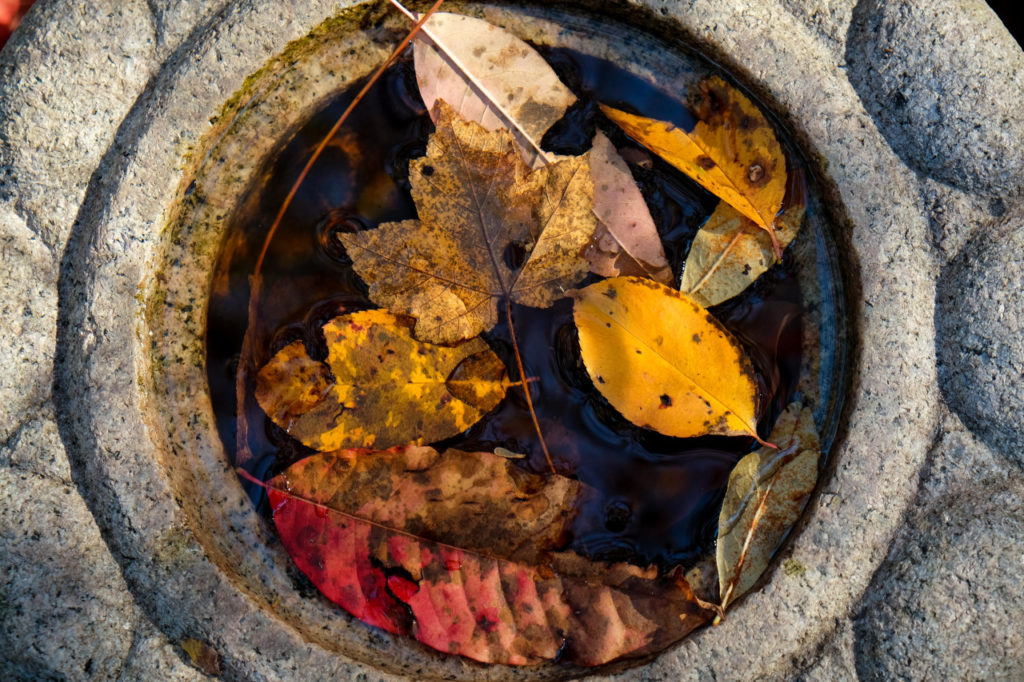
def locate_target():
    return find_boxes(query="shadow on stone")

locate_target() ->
[853,478,1024,679]
[935,215,1024,462]
[845,0,1024,195]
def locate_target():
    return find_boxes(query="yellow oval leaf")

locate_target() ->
[573,276,760,439]
[255,309,509,451]
[600,76,786,253]
[716,403,820,609]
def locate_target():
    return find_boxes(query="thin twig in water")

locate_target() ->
[234,0,447,469]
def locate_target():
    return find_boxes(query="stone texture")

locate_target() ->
[846,0,1024,195]
[116,618,209,682]
[796,621,858,682]
[0,205,56,445]
[0,468,135,680]
[936,214,1024,458]
[922,177,1009,261]
[0,402,70,483]
[0,0,1022,679]
[854,479,1024,680]
[780,0,857,61]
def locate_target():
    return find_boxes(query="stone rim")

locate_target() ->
[53,0,936,679]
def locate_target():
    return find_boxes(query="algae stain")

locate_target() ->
[782,557,806,577]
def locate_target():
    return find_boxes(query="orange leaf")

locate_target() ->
[600,76,787,256]
[573,277,761,441]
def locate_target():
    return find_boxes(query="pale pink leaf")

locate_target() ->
[585,133,673,284]
[412,11,575,167]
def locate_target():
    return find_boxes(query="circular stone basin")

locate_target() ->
[199,4,848,669]
[56,0,938,679]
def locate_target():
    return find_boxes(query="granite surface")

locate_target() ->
[0,0,1022,679]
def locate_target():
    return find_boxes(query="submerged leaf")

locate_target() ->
[255,309,508,451]
[573,277,761,440]
[681,170,807,307]
[339,102,596,344]
[600,76,787,255]
[413,11,576,166]
[268,446,709,665]
[716,403,820,609]
[586,133,673,284]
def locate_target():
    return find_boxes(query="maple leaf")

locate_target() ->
[339,100,597,345]
[255,309,509,451]
[601,76,787,258]
[399,9,671,288]
[255,446,710,666]
[681,170,808,307]
[573,276,764,442]
[716,402,820,610]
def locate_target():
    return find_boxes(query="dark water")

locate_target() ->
[207,49,807,572]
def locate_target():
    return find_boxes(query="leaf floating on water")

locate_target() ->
[271,446,580,564]
[411,11,576,166]
[716,402,820,610]
[255,309,509,451]
[681,170,807,307]
[586,133,673,284]
[266,447,710,665]
[339,101,596,344]
[573,276,761,440]
[600,76,787,256]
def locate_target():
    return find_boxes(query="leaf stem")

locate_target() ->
[505,299,555,475]
[254,0,446,275]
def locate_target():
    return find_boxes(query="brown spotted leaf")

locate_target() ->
[255,309,508,451]
[267,446,710,665]
[585,132,673,284]
[717,402,820,609]
[412,11,576,167]
[681,170,807,307]
[573,276,763,441]
[339,101,596,344]
[601,76,787,256]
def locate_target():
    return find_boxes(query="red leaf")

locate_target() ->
[265,446,710,666]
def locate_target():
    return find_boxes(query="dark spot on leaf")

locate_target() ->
[696,155,716,170]
[659,394,673,408]
[602,287,617,299]
[596,376,605,384]
[692,333,701,344]
[421,164,434,177]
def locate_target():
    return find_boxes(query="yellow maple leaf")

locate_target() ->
[255,309,509,451]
